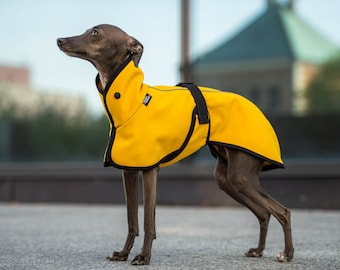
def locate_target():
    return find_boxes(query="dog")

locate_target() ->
[57,24,294,265]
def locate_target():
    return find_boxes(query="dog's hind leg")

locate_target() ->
[218,148,294,262]
[214,148,270,258]
[107,170,139,262]
[131,167,158,265]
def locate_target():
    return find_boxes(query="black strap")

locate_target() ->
[177,83,209,124]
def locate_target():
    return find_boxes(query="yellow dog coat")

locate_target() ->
[96,57,284,171]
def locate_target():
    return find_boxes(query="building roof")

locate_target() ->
[194,2,339,67]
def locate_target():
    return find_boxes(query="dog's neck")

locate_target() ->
[98,73,109,89]
[97,54,133,89]
[97,54,134,89]
[97,66,119,89]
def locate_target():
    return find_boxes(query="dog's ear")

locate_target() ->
[127,37,143,67]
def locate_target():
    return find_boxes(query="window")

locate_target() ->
[268,85,280,111]
[248,86,261,105]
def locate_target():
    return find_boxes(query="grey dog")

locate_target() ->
[57,24,294,265]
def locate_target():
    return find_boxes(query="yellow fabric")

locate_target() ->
[201,88,283,168]
[96,59,283,170]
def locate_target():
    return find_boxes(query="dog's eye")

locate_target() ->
[90,29,98,36]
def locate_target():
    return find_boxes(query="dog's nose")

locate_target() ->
[57,38,66,46]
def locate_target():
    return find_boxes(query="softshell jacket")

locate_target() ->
[96,57,284,171]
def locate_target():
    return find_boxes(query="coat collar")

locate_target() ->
[96,58,147,128]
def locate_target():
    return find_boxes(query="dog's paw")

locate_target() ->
[276,250,293,262]
[106,251,129,261]
[245,248,263,258]
[131,254,150,265]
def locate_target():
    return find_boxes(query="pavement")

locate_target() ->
[0,204,339,270]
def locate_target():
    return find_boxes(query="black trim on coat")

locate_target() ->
[208,141,284,171]
[103,108,200,170]
[95,55,134,168]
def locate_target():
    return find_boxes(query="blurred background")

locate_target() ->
[0,0,340,208]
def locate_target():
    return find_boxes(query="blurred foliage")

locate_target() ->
[306,54,340,114]
[0,102,109,162]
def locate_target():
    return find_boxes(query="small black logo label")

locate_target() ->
[143,94,152,106]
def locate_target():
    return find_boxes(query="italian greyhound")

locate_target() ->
[57,24,294,265]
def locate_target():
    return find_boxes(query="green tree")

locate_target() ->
[306,54,340,114]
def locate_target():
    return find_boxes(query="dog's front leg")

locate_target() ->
[107,170,139,262]
[131,167,158,265]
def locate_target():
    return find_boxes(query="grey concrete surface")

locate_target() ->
[0,204,339,270]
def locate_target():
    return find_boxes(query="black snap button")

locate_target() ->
[114,92,121,99]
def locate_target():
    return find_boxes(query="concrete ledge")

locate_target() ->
[1,160,340,208]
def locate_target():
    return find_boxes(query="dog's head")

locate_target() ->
[57,24,143,71]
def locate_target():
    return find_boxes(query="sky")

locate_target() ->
[0,0,339,115]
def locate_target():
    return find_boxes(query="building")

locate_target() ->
[0,65,30,86]
[0,64,87,119]
[192,0,339,115]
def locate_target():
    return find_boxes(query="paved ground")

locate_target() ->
[0,204,339,270]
